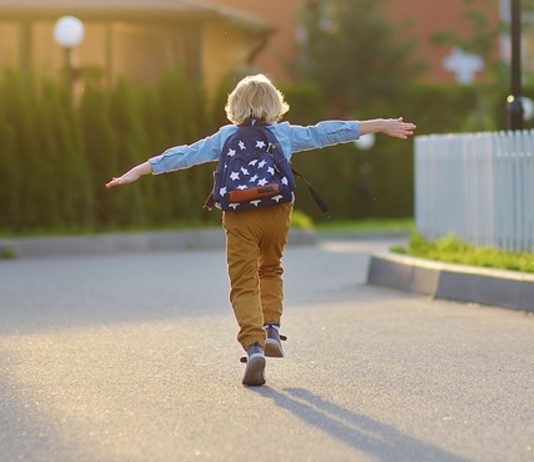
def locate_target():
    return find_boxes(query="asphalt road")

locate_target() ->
[0,240,533,462]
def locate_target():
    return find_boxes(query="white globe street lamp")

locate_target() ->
[53,16,84,48]
[354,133,376,151]
[53,16,85,85]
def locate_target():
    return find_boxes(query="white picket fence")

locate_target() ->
[415,130,534,252]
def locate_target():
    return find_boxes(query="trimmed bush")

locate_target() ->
[0,69,481,234]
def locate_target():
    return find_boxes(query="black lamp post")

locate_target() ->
[507,0,524,130]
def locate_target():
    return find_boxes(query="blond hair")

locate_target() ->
[225,74,290,125]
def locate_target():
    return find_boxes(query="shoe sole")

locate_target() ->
[242,354,266,386]
[265,339,284,358]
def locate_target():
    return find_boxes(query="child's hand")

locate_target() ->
[105,171,140,189]
[105,162,152,189]
[382,117,416,140]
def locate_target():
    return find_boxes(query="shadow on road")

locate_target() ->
[249,386,469,462]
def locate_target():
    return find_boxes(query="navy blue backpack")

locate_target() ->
[204,119,328,214]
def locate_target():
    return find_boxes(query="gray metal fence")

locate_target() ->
[415,130,534,252]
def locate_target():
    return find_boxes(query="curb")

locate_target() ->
[0,228,317,259]
[367,252,534,312]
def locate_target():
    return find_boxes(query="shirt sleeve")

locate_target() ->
[287,120,360,154]
[148,125,235,175]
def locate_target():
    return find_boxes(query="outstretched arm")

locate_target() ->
[288,117,416,155]
[105,161,152,189]
[360,117,416,140]
[106,126,233,189]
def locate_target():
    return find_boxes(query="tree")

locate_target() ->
[294,0,422,115]
[431,0,502,62]
[430,0,510,130]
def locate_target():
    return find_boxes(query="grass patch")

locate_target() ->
[291,210,315,230]
[391,233,534,274]
[316,217,414,234]
[0,209,316,239]
[0,246,18,260]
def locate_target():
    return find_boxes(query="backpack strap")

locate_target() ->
[203,129,237,211]
[203,192,215,211]
[259,124,329,215]
[291,167,330,216]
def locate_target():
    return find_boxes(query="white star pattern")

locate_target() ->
[236,185,247,190]
[230,172,240,181]
[248,159,258,167]
[249,174,258,183]
[219,187,227,197]
[227,149,236,157]
[267,167,275,176]
[240,167,250,176]
[229,203,239,210]
[271,195,284,203]
[256,140,266,149]
[258,160,267,169]
[238,141,246,150]
[281,177,288,186]
[250,200,262,207]
[257,178,268,187]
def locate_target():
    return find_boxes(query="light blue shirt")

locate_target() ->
[149,120,361,175]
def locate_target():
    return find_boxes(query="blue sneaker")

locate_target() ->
[264,323,287,358]
[240,343,266,386]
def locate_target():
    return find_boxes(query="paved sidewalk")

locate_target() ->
[0,242,533,462]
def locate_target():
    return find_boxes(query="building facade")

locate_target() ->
[0,0,272,93]
[0,0,527,91]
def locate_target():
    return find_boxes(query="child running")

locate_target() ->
[106,74,416,386]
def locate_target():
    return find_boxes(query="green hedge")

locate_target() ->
[282,82,479,221]
[0,69,480,234]
[0,70,94,232]
[0,69,218,234]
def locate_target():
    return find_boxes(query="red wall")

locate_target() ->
[210,0,301,82]
[385,0,501,82]
[213,0,501,84]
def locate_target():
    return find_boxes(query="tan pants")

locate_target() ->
[222,203,292,351]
